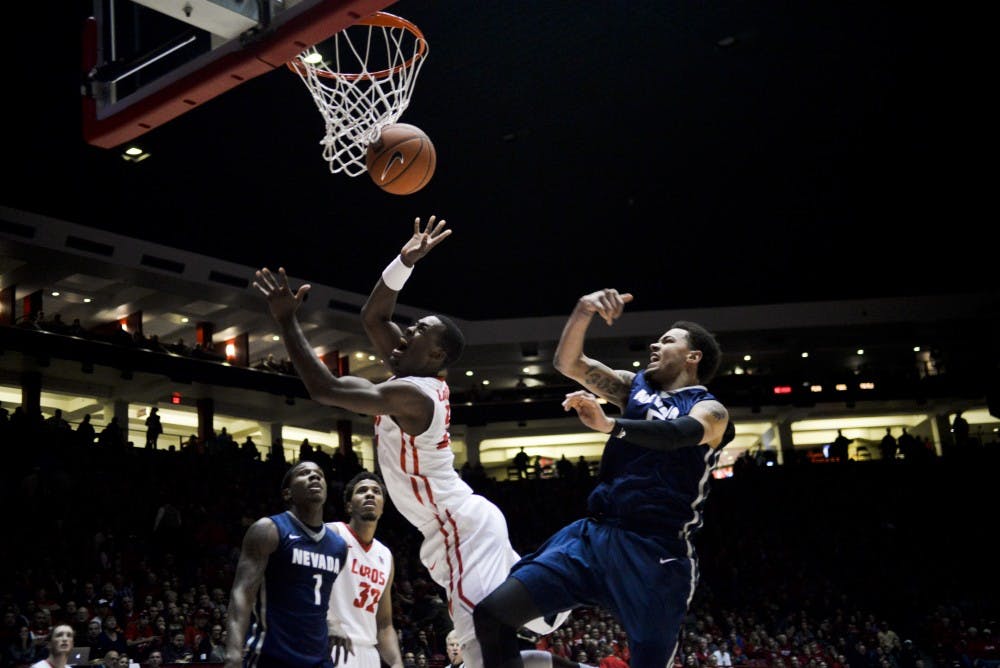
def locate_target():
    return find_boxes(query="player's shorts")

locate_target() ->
[248,653,334,668]
[509,517,695,668]
[332,644,379,668]
[419,494,519,647]
[417,494,568,659]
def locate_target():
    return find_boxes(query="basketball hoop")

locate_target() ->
[287,12,428,176]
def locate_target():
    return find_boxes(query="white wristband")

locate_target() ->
[381,255,413,291]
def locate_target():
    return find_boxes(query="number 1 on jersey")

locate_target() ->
[313,574,323,605]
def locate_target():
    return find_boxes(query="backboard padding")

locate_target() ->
[82,0,398,148]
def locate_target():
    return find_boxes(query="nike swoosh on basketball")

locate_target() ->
[659,557,677,564]
[379,151,405,182]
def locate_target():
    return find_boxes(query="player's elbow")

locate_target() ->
[552,355,582,379]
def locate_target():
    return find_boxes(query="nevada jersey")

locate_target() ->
[326,521,393,648]
[245,511,347,667]
[587,371,726,543]
[374,376,473,529]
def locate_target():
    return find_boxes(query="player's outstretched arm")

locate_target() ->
[554,289,634,408]
[564,392,733,452]
[254,267,408,415]
[362,216,451,366]
[224,519,278,668]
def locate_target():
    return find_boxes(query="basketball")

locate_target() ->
[365,123,437,195]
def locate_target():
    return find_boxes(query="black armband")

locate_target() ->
[611,415,705,452]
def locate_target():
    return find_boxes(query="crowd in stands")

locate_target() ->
[14,311,244,366]
[1,402,998,668]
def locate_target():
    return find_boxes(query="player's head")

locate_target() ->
[389,315,465,376]
[49,624,74,655]
[343,470,386,523]
[647,321,722,386]
[446,629,462,666]
[280,461,327,507]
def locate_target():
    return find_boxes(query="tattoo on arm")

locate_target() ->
[708,405,726,422]
[583,365,629,404]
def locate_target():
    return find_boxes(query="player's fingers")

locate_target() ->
[426,228,452,248]
[257,268,277,290]
[413,216,422,235]
[621,293,634,304]
[277,267,292,290]
[294,284,312,302]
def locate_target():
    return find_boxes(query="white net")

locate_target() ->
[289,14,429,176]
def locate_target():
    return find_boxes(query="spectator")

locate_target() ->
[5,625,44,667]
[831,429,851,463]
[81,618,104,651]
[98,418,127,450]
[144,408,163,449]
[239,436,260,461]
[44,408,72,433]
[879,428,897,461]
[556,454,574,480]
[712,640,734,667]
[99,650,122,668]
[598,644,628,668]
[95,616,128,658]
[513,447,530,479]
[446,629,463,668]
[76,414,97,447]
[30,623,75,668]
[951,411,971,454]
[161,630,193,664]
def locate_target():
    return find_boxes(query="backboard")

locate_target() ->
[82,0,397,148]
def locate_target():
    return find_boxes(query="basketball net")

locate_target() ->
[288,12,428,177]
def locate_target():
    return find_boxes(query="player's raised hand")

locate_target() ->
[578,289,634,326]
[562,390,615,433]
[253,267,311,324]
[400,215,451,266]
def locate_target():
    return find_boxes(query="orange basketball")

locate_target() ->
[365,123,437,195]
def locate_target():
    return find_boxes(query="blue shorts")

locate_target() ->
[250,653,334,668]
[509,518,695,668]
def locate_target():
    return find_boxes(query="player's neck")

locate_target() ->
[656,369,698,391]
[348,519,377,545]
[291,504,324,528]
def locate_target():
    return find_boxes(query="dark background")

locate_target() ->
[3,1,987,321]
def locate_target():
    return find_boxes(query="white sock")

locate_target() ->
[521,650,554,668]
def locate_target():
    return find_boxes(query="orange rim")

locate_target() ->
[286,11,427,81]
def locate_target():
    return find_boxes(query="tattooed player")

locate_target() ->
[475,290,735,668]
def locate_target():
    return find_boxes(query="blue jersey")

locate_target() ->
[245,511,347,667]
[587,371,725,543]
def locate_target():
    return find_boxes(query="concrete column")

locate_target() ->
[197,398,214,445]
[932,413,949,457]
[776,419,795,466]
[113,399,130,444]
[464,426,483,467]
[20,371,41,418]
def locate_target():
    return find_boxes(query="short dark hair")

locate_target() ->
[280,461,321,494]
[673,320,722,385]
[343,470,386,505]
[433,315,465,369]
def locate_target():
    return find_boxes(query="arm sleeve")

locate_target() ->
[611,415,705,452]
